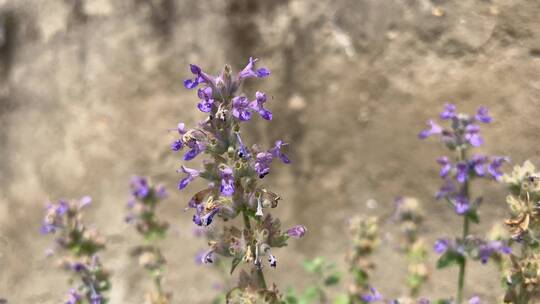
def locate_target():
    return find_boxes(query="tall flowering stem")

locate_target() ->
[126,176,171,304]
[420,104,510,304]
[346,216,379,303]
[40,196,110,304]
[173,58,305,302]
[501,161,540,303]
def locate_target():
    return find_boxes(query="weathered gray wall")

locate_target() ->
[1,0,540,303]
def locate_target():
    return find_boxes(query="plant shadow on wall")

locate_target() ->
[36,59,540,304]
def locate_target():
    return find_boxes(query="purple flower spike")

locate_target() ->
[475,106,492,123]
[456,162,469,183]
[440,103,457,120]
[197,87,214,113]
[177,166,200,190]
[454,195,470,215]
[361,287,382,302]
[250,91,272,120]
[437,156,451,178]
[254,152,273,178]
[464,124,483,147]
[434,239,449,254]
[238,57,271,80]
[270,140,291,164]
[286,225,307,238]
[488,156,509,180]
[219,167,235,196]
[232,96,252,121]
[418,120,442,139]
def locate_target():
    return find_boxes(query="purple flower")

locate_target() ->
[475,106,491,123]
[437,156,451,178]
[479,240,511,264]
[418,120,443,139]
[456,162,469,183]
[65,289,82,304]
[130,176,150,199]
[361,287,382,302]
[219,167,235,196]
[469,155,487,176]
[238,57,270,80]
[464,124,483,147]
[201,250,214,264]
[469,296,481,304]
[268,253,277,268]
[269,140,290,164]
[156,185,168,199]
[193,208,219,226]
[90,292,102,304]
[286,225,307,238]
[454,195,470,215]
[440,103,457,120]
[41,201,69,234]
[488,156,509,180]
[183,64,214,89]
[434,239,449,254]
[171,140,183,151]
[197,87,214,113]
[236,133,250,159]
[184,139,205,161]
[177,166,200,190]
[231,96,252,121]
[254,152,273,178]
[436,180,455,200]
[249,91,272,120]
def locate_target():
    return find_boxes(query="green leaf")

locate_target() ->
[303,257,325,274]
[284,288,299,304]
[299,286,321,304]
[436,251,465,269]
[333,294,349,304]
[230,256,243,274]
[466,210,480,224]
[324,272,342,286]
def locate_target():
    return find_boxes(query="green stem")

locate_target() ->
[242,210,267,290]
[456,215,469,304]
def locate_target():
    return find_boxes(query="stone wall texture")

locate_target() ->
[1,0,540,303]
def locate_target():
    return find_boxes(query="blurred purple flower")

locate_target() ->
[464,124,483,147]
[437,156,451,178]
[286,225,307,238]
[232,96,252,121]
[177,166,200,190]
[440,103,457,120]
[419,120,443,139]
[238,57,270,80]
[475,107,491,123]
[250,91,272,120]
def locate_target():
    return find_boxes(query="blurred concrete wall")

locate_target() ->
[1,0,540,303]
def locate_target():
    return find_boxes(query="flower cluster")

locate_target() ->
[346,216,379,303]
[500,161,540,302]
[40,196,110,304]
[420,103,509,304]
[126,176,171,304]
[420,103,508,215]
[394,197,429,297]
[173,58,305,299]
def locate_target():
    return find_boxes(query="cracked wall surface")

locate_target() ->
[1,0,540,303]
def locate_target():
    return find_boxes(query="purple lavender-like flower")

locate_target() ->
[254,152,273,178]
[456,162,469,183]
[361,287,382,302]
[177,166,200,190]
[250,91,272,120]
[238,57,271,80]
[454,195,470,215]
[437,156,451,178]
[219,166,235,196]
[130,176,150,199]
[475,106,491,123]
[65,289,82,304]
[436,180,455,200]
[434,239,449,254]
[464,124,483,147]
[478,240,511,264]
[286,225,307,238]
[269,140,291,164]
[184,138,205,161]
[193,207,220,227]
[469,154,487,176]
[488,156,509,180]
[40,200,69,234]
[440,103,457,120]
[469,296,481,304]
[418,120,442,139]
[236,133,251,159]
[197,87,214,113]
[231,96,252,121]
[183,64,215,89]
